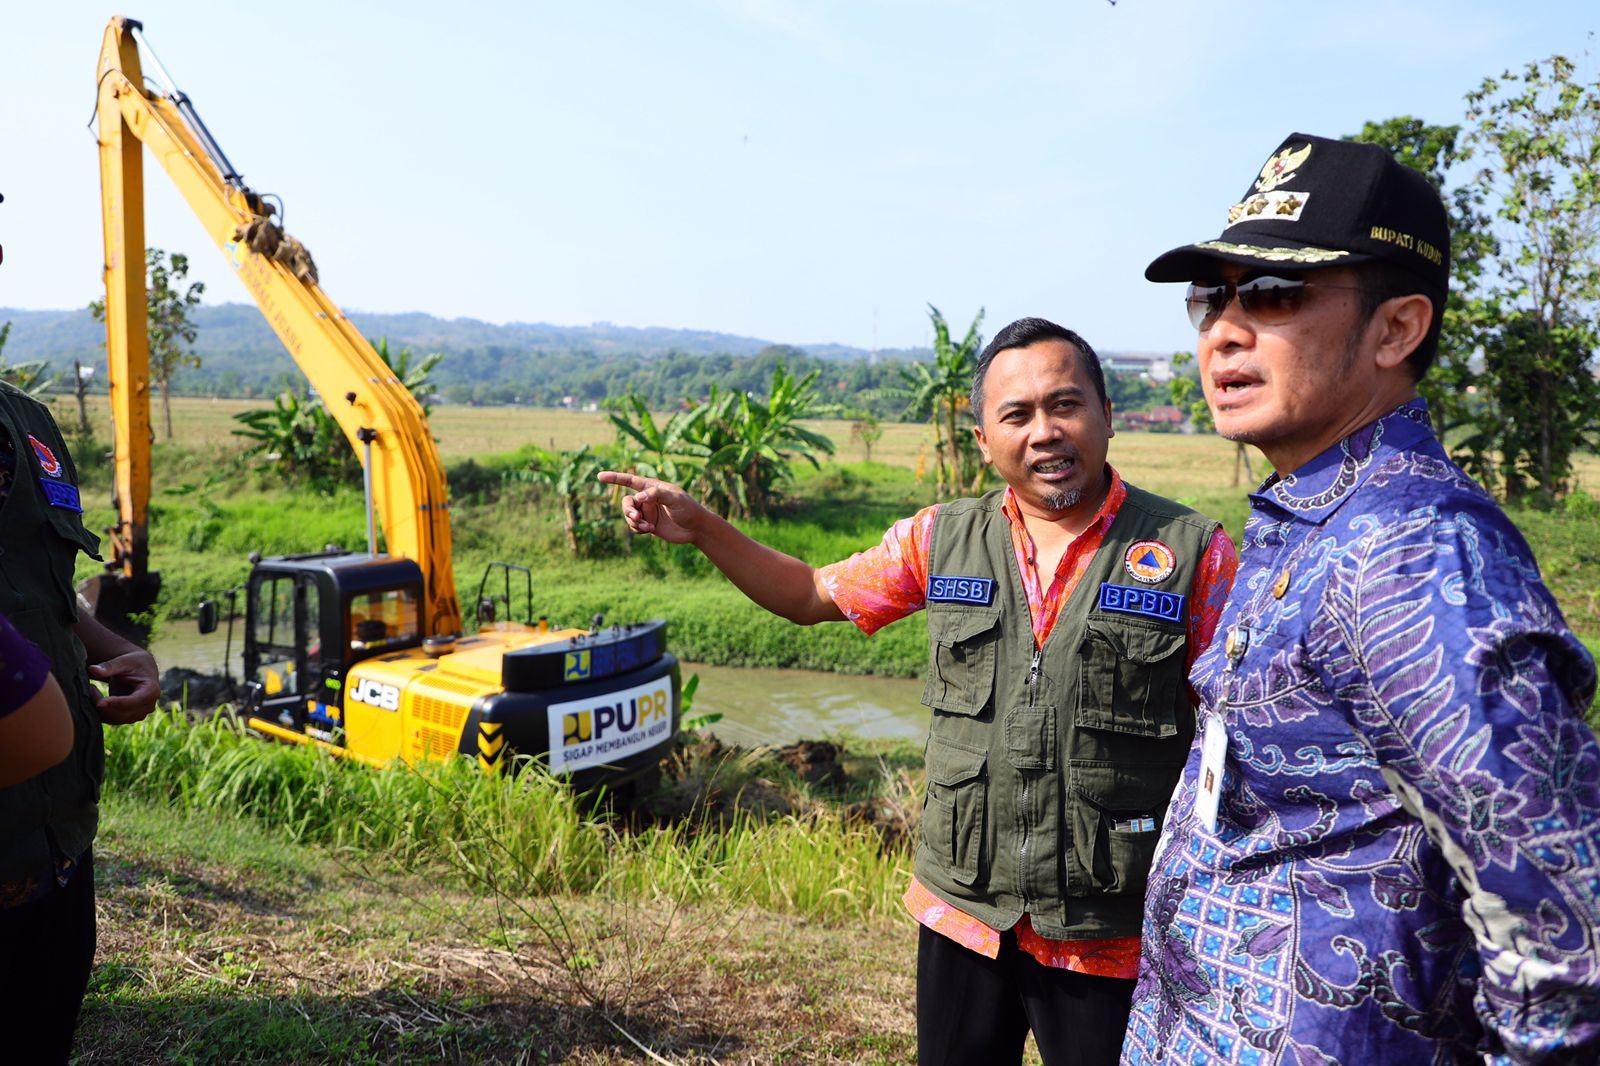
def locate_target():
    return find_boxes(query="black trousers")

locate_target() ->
[917,924,1135,1066]
[0,850,97,1065]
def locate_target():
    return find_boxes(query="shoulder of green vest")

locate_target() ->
[0,380,52,418]
[1119,482,1221,538]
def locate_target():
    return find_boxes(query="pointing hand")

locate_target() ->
[597,471,710,544]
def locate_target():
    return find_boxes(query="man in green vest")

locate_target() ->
[600,317,1235,1066]
[0,370,161,1060]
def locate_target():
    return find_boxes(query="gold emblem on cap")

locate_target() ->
[1272,568,1290,599]
[1255,143,1312,193]
[1246,195,1269,216]
[1228,203,1245,224]
[1193,241,1350,264]
[1276,195,1303,216]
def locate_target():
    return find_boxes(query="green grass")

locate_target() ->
[75,406,1600,667]
[104,710,913,924]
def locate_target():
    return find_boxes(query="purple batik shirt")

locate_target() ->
[1122,400,1600,1066]
[0,613,51,718]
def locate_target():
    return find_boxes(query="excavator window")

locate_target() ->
[253,574,299,697]
[251,573,322,700]
[348,588,420,653]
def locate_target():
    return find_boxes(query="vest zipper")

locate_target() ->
[1018,643,1043,906]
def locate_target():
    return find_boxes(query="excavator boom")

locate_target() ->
[93,16,461,636]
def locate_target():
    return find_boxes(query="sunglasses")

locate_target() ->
[1185,275,1362,332]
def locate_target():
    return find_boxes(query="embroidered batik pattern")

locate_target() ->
[1123,401,1600,1066]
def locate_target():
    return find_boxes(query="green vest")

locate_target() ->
[916,483,1218,940]
[0,382,104,879]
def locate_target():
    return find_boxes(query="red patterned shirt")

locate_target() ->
[818,469,1237,977]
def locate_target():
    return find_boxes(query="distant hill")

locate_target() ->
[0,304,925,375]
[0,304,1169,416]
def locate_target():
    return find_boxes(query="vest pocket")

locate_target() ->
[922,607,1002,716]
[1077,622,1185,737]
[1069,770,1167,896]
[922,741,987,887]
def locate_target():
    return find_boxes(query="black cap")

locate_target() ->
[1145,132,1449,295]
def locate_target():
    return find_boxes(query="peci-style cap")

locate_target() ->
[1145,132,1449,293]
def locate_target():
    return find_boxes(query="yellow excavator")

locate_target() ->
[87,15,679,788]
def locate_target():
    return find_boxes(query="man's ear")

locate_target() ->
[1374,294,1433,370]
[1104,397,1115,438]
[972,423,993,465]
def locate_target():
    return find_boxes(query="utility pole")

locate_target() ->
[73,360,95,438]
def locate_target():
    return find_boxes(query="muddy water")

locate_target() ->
[147,627,929,748]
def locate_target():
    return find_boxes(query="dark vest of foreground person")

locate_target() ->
[915,484,1217,940]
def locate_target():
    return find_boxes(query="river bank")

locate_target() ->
[82,705,931,1062]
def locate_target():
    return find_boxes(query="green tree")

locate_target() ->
[0,321,54,396]
[1345,117,1494,446]
[698,365,835,520]
[608,395,710,484]
[882,305,984,498]
[89,248,205,439]
[371,337,444,416]
[232,389,362,490]
[527,445,621,558]
[849,412,883,462]
[1459,56,1600,503]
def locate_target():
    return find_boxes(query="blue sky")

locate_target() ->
[3,2,1595,355]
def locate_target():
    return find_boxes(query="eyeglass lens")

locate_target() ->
[1186,276,1309,331]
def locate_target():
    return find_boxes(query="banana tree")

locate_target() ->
[878,305,984,497]
[608,395,711,484]
[700,365,835,520]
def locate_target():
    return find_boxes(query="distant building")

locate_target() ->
[1119,405,1187,430]
[1103,351,1173,384]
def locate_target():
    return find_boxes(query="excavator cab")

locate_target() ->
[241,550,423,738]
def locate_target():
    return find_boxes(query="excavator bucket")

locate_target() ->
[77,571,162,647]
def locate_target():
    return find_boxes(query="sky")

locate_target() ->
[2,1,1596,356]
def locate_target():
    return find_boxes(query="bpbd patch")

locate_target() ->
[39,479,82,512]
[927,575,996,606]
[1098,582,1185,623]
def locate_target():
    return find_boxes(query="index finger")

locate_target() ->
[597,470,649,490]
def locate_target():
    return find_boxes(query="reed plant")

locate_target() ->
[104,710,914,924]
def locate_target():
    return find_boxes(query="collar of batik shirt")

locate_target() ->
[1247,398,1436,525]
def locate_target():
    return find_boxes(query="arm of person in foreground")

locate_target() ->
[72,612,160,725]
[1329,508,1600,1064]
[597,470,845,625]
[0,617,74,788]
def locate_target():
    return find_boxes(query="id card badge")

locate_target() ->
[1196,714,1228,833]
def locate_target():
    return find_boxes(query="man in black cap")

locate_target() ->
[1120,133,1600,1064]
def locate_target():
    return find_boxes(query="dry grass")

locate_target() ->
[82,798,922,1064]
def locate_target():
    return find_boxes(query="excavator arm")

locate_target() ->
[93,15,461,637]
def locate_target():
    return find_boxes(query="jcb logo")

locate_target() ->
[560,689,669,747]
[349,678,400,711]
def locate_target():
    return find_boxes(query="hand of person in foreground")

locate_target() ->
[87,647,160,725]
[597,470,713,544]
[73,613,161,725]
